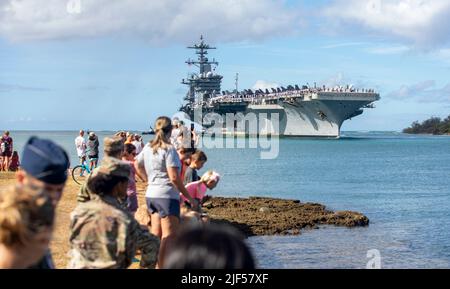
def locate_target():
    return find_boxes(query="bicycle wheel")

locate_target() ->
[72,165,88,185]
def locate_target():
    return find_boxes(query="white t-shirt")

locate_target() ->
[132,140,143,155]
[136,144,181,200]
[170,128,180,144]
[75,136,86,157]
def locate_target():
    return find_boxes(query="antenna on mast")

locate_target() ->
[182,36,223,111]
[186,35,218,73]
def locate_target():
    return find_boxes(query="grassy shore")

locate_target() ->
[0,172,369,268]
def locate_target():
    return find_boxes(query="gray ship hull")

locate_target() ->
[220,92,379,137]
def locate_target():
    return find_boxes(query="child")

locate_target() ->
[8,151,20,172]
[183,150,207,185]
[180,171,220,222]
[175,145,194,181]
[122,143,139,215]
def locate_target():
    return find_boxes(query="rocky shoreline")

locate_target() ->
[2,173,369,239]
[205,197,369,237]
[136,195,369,237]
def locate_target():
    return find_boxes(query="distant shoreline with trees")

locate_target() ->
[403,116,450,135]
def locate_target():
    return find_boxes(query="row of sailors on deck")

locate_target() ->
[206,85,375,103]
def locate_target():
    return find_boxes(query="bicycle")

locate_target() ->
[72,153,98,185]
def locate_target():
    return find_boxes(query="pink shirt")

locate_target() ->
[181,181,208,204]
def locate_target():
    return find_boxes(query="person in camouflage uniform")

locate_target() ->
[68,160,160,269]
[77,136,124,203]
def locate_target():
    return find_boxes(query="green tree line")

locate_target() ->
[403,115,450,135]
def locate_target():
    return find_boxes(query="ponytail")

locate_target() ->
[150,116,173,154]
[0,202,25,246]
[0,186,54,247]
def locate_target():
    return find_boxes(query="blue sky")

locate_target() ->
[1,0,449,131]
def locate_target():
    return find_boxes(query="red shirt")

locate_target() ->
[180,162,188,181]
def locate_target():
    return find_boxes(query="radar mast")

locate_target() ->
[181,36,223,106]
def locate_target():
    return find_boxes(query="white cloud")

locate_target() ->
[320,42,367,49]
[322,72,348,87]
[321,73,362,88]
[0,83,50,92]
[434,48,450,64]
[9,116,33,122]
[366,45,410,55]
[0,0,299,43]
[387,80,450,103]
[319,73,381,92]
[252,80,280,91]
[387,80,435,99]
[323,0,450,49]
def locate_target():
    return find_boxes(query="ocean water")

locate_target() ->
[6,131,450,268]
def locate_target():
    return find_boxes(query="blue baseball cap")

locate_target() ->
[21,137,70,185]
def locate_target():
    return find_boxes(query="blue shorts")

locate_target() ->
[146,198,180,218]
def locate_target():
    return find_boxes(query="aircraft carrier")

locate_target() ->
[179,36,380,137]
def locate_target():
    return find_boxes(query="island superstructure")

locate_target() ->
[180,36,380,137]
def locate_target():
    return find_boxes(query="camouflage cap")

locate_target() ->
[94,158,130,179]
[103,137,124,156]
